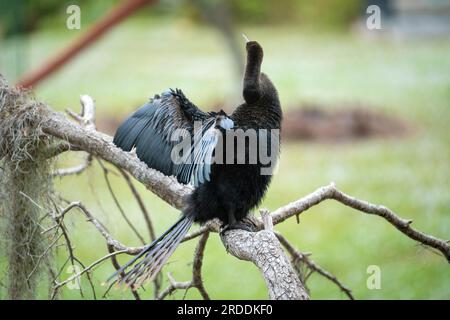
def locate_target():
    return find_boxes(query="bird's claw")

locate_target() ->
[220,217,259,235]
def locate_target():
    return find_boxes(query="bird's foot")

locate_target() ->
[220,216,259,235]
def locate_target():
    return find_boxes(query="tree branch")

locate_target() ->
[116,166,156,241]
[51,95,96,176]
[275,232,354,300]
[55,201,145,254]
[220,212,309,300]
[1,79,448,300]
[271,183,450,262]
[157,231,211,300]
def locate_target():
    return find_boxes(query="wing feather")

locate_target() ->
[113,90,233,186]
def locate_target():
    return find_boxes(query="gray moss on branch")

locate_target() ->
[0,76,57,299]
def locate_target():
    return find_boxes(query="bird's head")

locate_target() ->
[243,34,264,67]
[242,35,277,106]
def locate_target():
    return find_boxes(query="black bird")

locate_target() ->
[110,38,282,288]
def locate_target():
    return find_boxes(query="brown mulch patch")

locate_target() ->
[98,103,415,143]
[282,103,415,142]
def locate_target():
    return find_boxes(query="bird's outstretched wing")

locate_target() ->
[113,89,233,186]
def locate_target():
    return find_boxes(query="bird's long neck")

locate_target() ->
[243,41,263,104]
[234,40,282,129]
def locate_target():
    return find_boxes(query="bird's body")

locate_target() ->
[187,73,281,224]
[111,40,282,288]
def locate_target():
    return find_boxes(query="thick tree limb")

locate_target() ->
[221,212,309,300]
[42,107,191,209]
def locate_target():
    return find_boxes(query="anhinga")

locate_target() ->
[110,37,282,288]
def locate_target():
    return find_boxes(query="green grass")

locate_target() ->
[1,16,449,299]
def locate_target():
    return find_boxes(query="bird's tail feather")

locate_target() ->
[107,215,194,289]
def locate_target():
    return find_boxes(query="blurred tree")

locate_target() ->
[229,0,299,24]
[191,0,244,76]
[296,0,362,29]
[0,0,62,37]
[0,0,121,38]
[0,0,364,38]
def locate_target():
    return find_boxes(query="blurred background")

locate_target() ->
[0,0,449,299]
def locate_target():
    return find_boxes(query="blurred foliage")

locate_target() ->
[0,0,120,37]
[0,0,65,36]
[295,0,362,29]
[229,0,362,28]
[0,0,363,38]
[227,0,300,24]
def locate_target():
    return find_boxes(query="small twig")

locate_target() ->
[271,183,450,263]
[19,191,44,210]
[79,95,96,129]
[157,273,191,300]
[158,231,211,300]
[182,222,217,243]
[116,165,156,241]
[192,231,210,300]
[260,208,273,231]
[52,153,92,177]
[27,233,63,284]
[107,244,140,300]
[44,141,79,159]
[50,198,96,299]
[53,250,127,290]
[276,232,354,300]
[52,96,96,176]
[97,159,146,244]
[55,201,145,254]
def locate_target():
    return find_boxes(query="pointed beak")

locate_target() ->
[242,33,250,43]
